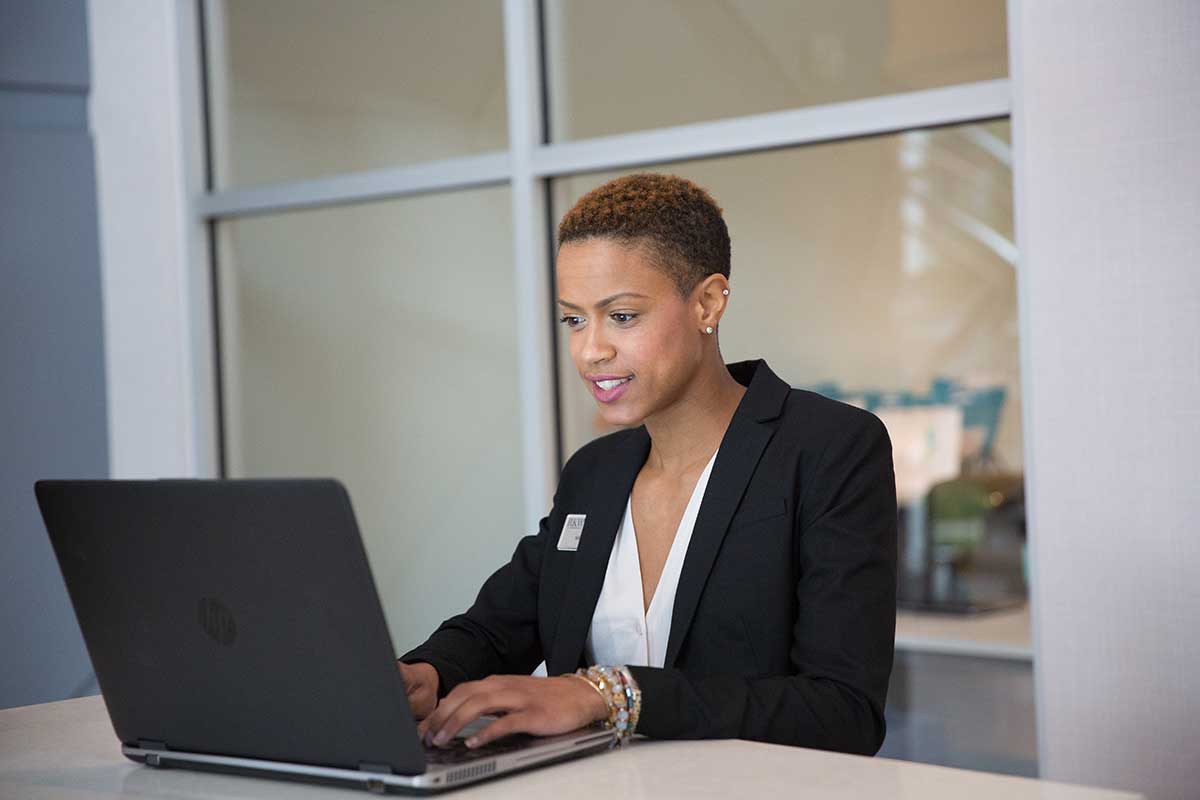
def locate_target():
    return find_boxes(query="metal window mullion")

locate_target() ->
[194,80,1010,222]
[531,78,1012,177]
[1005,0,1048,770]
[504,0,557,533]
[196,151,512,219]
[175,0,220,477]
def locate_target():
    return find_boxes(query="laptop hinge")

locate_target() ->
[137,740,168,767]
[358,763,393,794]
[358,762,393,775]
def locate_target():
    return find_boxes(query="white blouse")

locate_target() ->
[585,447,720,669]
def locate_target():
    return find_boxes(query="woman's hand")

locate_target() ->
[417,674,608,749]
[397,661,440,720]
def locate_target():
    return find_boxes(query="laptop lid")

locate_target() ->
[35,479,426,775]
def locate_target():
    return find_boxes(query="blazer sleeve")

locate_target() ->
[397,493,557,697]
[625,413,898,755]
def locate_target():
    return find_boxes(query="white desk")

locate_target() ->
[0,696,1139,800]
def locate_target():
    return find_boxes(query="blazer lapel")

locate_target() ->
[663,360,789,668]
[547,359,789,674]
[546,428,650,675]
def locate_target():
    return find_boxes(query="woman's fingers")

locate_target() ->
[430,692,520,745]
[397,662,438,721]
[463,711,531,749]
[426,684,524,746]
[420,681,476,738]
[417,675,602,748]
[424,675,511,729]
[415,690,448,738]
[410,687,437,721]
[397,661,439,700]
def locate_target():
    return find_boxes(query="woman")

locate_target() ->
[398,173,897,755]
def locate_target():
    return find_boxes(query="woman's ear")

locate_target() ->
[694,274,731,334]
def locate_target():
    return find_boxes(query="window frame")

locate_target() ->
[191,0,1012,534]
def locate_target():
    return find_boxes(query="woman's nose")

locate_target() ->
[579,323,615,365]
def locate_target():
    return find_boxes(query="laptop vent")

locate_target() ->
[445,761,497,785]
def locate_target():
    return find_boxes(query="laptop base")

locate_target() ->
[124,729,615,794]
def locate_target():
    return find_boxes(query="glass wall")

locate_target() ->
[553,121,1019,476]
[215,187,524,649]
[545,0,1007,140]
[204,0,508,187]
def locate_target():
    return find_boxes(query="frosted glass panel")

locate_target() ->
[204,0,508,187]
[545,0,1008,141]
[216,186,523,652]
[553,121,1020,474]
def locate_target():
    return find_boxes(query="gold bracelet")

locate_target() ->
[566,672,608,713]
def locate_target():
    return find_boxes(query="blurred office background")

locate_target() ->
[2,2,1197,799]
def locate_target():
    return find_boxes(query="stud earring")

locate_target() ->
[705,326,714,334]
[722,289,729,296]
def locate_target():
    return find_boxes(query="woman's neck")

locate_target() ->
[642,358,747,475]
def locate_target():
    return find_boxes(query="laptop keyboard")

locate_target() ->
[422,733,538,765]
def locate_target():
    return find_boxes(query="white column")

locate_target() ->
[1010,2,1200,798]
[89,0,217,478]
[503,0,558,531]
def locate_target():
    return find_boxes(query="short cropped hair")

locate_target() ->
[556,172,731,296]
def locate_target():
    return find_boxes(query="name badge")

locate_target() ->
[557,514,586,551]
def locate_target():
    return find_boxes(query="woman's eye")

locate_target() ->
[610,312,637,324]
[558,315,583,328]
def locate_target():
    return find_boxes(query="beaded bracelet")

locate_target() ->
[570,665,642,745]
[617,665,642,736]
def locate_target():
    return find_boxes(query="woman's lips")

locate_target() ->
[588,375,633,403]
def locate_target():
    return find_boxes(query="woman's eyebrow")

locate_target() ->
[557,292,650,310]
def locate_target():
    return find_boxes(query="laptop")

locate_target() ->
[34,479,616,793]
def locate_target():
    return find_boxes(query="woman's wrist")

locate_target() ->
[565,673,609,722]
[569,665,642,744]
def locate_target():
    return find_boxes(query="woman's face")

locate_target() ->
[556,238,705,428]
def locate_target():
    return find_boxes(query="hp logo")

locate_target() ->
[198,597,237,645]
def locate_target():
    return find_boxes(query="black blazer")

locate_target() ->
[401,359,897,755]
